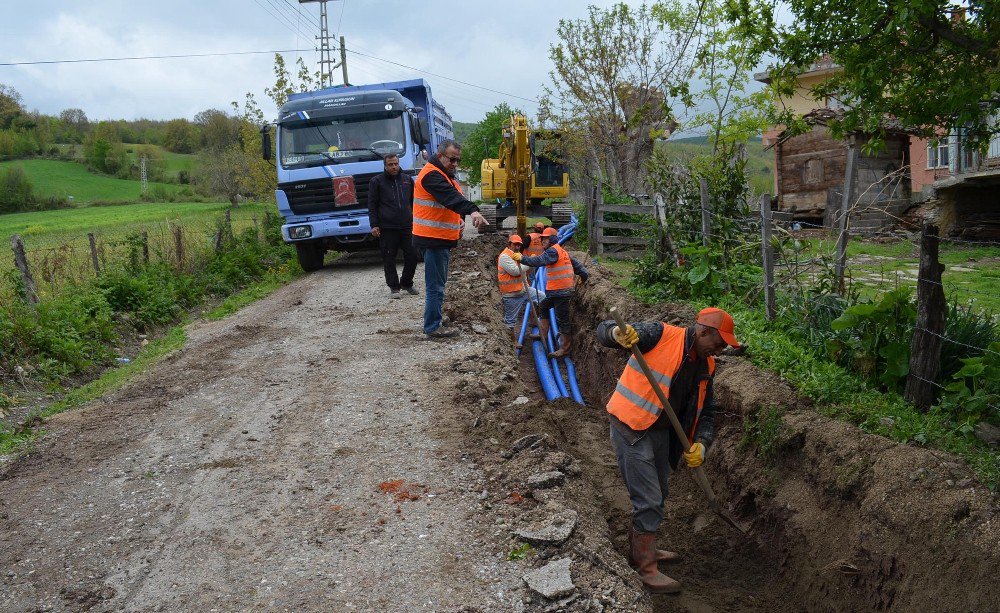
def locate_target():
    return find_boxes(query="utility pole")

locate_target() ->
[298,0,348,87]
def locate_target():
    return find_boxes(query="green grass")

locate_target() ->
[0,325,188,456]
[796,238,1000,312]
[1,201,263,245]
[0,158,185,203]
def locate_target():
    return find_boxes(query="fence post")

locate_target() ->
[172,224,184,269]
[10,234,39,305]
[759,193,776,320]
[835,138,857,292]
[252,216,260,242]
[593,181,604,256]
[141,231,149,264]
[699,178,711,247]
[904,224,946,411]
[87,232,101,276]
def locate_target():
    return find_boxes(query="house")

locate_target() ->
[911,128,1000,239]
[756,57,912,232]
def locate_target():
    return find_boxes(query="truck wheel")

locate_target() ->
[295,241,325,272]
[550,201,573,229]
[477,203,499,234]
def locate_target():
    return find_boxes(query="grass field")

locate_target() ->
[54,144,197,181]
[659,136,775,195]
[1,201,273,300]
[0,158,186,203]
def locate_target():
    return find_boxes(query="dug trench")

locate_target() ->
[444,235,999,612]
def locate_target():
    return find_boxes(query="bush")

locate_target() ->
[0,165,34,212]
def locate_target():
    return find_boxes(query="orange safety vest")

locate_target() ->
[524,233,544,257]
[544,244,575,291]
[497,248,523,296]
[413,164,464,241]
[606,323,716,436]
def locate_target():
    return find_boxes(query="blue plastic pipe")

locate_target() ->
[530,327,562,401]
[564,357,585,405]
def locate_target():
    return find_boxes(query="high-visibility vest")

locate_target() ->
[544,244,575,291]
[606,323,716,435]
[497,248,523,296]
[413,164,464,241]
[524,233,544,257]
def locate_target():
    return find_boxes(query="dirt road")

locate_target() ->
[1,249,536,611]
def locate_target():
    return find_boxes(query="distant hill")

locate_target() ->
[0,159,186,204]
[658,135,774,194]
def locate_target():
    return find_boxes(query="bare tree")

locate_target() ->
[541,2,697,193]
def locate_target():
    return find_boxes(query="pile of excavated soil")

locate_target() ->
[449,235,1000,612]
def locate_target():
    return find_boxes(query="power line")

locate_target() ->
[0,48,314,67]
[344,46,541,105]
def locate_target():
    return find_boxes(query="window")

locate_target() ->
[803,158,824,184]
[927,139,950,168]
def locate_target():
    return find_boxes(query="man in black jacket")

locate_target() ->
[368,154,418,298]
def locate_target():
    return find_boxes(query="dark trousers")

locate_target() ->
[379,228,418,290]
[611,424,672,533]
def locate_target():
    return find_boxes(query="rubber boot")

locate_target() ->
[630,525,681,564]
[631,529,682,594]
[537,319,552,352]
[548,333,572,358]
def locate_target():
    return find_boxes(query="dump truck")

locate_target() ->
[262,78,453,271]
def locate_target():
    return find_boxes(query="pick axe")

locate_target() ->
[609,307,748,535]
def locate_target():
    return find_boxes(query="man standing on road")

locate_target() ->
[596,308,741,594]
[368,153,418,299]
[412,139,489,338]
[497,234,544,350]
[512,227,588,357]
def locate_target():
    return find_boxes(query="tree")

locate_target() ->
[672,0,770,156]
[732,0,1000,149]
[541,2,698,193]
[58,108,89,143]
[163,118,197,153]
[0,84,25,130]
[460,103,522,185]
[194,108,239,152]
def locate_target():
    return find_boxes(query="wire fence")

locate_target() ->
[3,204,269,303]
[580,177,1000,413]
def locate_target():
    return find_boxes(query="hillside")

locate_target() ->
[658,135,775,194]
[0,158,187,204]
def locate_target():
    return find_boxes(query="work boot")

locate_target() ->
[630,529,682,594]
[630,524,681,564]
[548,333,572,358]
[537,319,552,352]
[390,290,402,299]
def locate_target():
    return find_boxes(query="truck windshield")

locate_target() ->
[280,111,406,168]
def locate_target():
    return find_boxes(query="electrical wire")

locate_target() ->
[0,49,314,67]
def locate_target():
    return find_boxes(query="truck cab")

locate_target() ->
[265,79,451,271]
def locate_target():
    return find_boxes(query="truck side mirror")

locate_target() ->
[260,125,272,161]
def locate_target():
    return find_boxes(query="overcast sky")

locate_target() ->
[0,0,641,125]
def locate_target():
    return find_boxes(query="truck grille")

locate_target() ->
[280,170,416,216]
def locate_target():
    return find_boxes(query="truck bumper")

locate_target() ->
[282,213,377,251]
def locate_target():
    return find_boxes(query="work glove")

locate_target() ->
[511,252,523,262]
[611,324,638,349]
[683,442,705,468]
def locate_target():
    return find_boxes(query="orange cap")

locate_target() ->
[534,222,545,231]
[542,227,559,237]
[508,234,523,244]
[696,307,741,348]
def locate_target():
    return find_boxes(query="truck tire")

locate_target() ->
[295,241,325,272]
[550,201,573,229]
[477,203,499,234]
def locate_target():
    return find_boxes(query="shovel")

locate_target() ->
[609,308,749,535]
[520,262,552,355]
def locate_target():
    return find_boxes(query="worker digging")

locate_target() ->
[496,234,544,350]
[596,307,742,593]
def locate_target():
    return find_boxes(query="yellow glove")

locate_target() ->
[611,324,639,349]
[683,442,705,468]
[512,252,523,262]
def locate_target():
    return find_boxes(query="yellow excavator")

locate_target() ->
[479,114,571,237]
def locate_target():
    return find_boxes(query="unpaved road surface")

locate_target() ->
[1,251,528,611]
